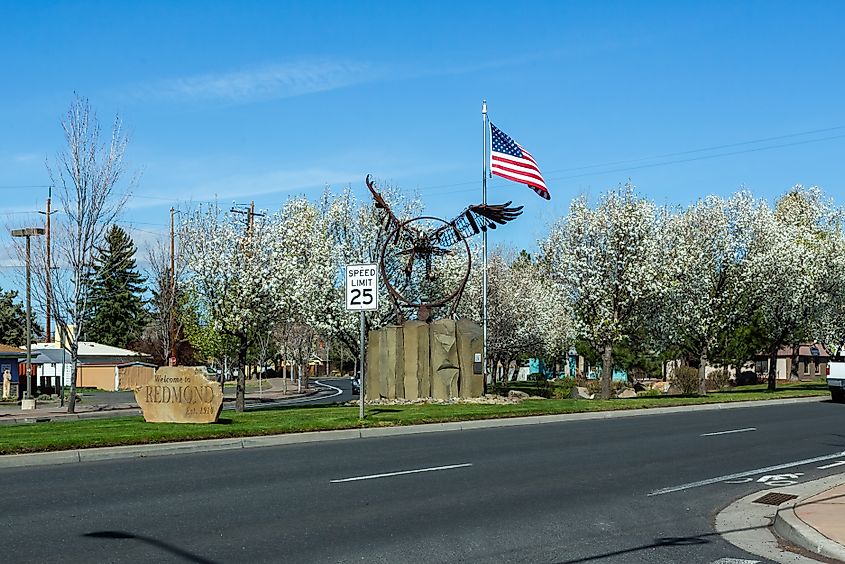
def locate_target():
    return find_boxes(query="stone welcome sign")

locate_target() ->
[126,366,223,423]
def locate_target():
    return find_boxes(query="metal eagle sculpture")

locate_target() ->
[365,174,523,321]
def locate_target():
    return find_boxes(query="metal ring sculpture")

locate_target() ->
[365,175,523,323]
[380,215,472,321]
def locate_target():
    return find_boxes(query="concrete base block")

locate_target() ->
[20,399,36,410]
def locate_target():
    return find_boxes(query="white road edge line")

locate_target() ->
[331,463,473,483]
[648,451,845,496]
[701,427,757,437]
[817,460,845,470]
[313,380,344,399]
[273,380,344,406]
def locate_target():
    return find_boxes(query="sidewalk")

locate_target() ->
[717,472,845,563]
[0,377,316,425]
[774,474,845,562]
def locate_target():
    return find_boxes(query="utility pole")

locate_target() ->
[169,207,177,366]
[37,187,57,342]
[11,227,46,405]
[231,200,262,234]
[229,200,264,389]
[45,189,52,340]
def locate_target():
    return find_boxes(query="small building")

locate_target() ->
[31,340,154,391]
[753,343,830,381]
[0,344,26,399]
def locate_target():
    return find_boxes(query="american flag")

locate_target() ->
[490,122,550,200]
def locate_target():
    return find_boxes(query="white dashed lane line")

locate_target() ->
[701,427,756,437]
[330,463,473,483]
[648,451,845,496]
[817,460,845,470]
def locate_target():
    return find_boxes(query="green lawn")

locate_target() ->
[0,382,830,455]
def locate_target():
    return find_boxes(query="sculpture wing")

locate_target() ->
[365,175,404,240]
[426,201,524,248]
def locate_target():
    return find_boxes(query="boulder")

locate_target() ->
[616,388,638,399]
[133,366,223,424]
[651,381,671,393]
[666,384,682,395]
[571,386,595,400]
[508,390,529,399]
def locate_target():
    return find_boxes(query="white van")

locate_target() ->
[827,362,845,402]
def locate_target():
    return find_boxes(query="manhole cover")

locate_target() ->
[753,492,798,505]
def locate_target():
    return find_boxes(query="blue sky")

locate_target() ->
[2,1,844,298]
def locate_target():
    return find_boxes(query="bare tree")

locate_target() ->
[144,241,184,365]
[41,95,134,413]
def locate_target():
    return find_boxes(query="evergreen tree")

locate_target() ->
[85,225,147,348]
[0,287,42,345]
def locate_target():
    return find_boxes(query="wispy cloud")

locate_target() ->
[134,59,385,104]
[126,49,562,106]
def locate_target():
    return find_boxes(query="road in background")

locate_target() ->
[1,400,843,563]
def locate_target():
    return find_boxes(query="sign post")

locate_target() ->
[345,264,379,419]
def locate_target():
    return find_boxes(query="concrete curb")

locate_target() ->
[773,474,845,562]
[0,395,827,470]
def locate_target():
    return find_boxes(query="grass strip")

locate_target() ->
[0,382,830,455]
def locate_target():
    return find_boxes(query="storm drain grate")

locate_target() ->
[753,492,798,506]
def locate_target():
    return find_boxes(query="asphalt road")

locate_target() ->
[2,399,844,563]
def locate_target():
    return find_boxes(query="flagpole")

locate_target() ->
[481,99,489,389]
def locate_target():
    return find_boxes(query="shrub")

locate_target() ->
[637,389,661,397]
[671,366,701,396]
[551,377,576,399]
[736,371,759,386]
[706,368,731,391]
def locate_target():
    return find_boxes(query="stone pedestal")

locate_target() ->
[429,319,460,399]
[456,318,483,398]
[403,321,430,400]
[366,319,483,400]
[382,326,404,399]
[365,329,381,401]
[20,398,36,410]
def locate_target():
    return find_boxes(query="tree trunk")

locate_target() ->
[235,334,248,412]
[790,343,800,381]
[767,346,778,391]
[66,347,79,414]
[601,342,613,400]
[698,348,708,396]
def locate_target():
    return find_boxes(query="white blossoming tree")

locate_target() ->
[662,192,768,394]
[755,185,842,390]
[458,247,572,384]
[542,185,666,399]
[322,184,421,358]
[180,203,282,411]
[273,196,337,390]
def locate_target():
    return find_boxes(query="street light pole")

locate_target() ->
[11,227,46,404]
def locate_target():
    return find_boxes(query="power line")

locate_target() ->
[416,131,845,196]
[541,124,845,175]
[549,132,845,182]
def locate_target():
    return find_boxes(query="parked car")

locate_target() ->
[827,362,845,403]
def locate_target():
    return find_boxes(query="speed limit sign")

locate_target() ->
[345,264,379,311]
